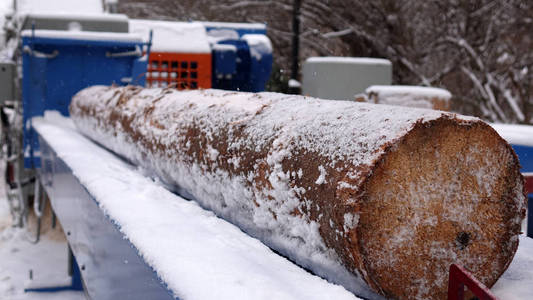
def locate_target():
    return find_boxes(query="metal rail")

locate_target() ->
[22,45,59,59]
[106,45,142,58]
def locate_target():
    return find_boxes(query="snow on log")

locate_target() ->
[70,85,526,300]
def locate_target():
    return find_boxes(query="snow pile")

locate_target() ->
[32,112,359,300]
[241,34,272,60]
[492,235,533,299]
[288,79,301,88]
[129,19,211,53]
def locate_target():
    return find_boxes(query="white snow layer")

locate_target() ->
[15,0,103,14]
[129,19,211,53]
[490,123,533,147]
[365,85,452,100]
[20,29,143,43]
[18,11,129,22]
[201,21,266,30]
[306,56,391,65]
[211,43,237,53]
[241,34,273,53]
[205,28,240,44]
[32,112,359,300]
[365,85,452,109]
[69,86,486,298]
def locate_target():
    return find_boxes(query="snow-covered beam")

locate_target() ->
[32,112,359,300]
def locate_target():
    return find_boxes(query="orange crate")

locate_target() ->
[146,52,212,89]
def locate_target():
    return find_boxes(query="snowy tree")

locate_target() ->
[119,0,533,123]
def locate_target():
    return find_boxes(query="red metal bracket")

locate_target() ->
[522,173,533,238]
[447,264,499,300]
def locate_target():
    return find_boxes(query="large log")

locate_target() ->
[69,85,526,300]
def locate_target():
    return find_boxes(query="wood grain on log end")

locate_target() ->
[354,118,524,299]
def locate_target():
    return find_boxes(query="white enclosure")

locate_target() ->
[302,57,392,100]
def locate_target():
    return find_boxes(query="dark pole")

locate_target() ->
[289,0,301,94]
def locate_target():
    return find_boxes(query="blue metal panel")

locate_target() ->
[38,136,176,300]
[511,144,533,172]
[212,40,252,91]
[213,47,237,76]
[247,42,273,93]
[22,35,147,168]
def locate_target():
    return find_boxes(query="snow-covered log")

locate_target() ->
[70,85,526,300]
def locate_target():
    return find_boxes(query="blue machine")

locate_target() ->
[18,29,156,297]
[22,30,148,168]
[205,23,273,92]
[212,39,273,92]
[13,20,273,298]
[509,144,533,238]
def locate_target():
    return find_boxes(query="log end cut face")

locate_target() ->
[357,117,526,300]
